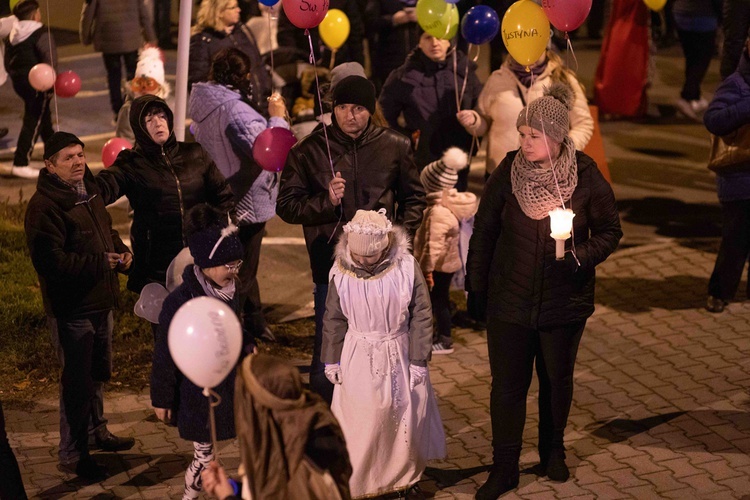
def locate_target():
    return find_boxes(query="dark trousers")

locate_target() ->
[677,29,716,101]
[11,78,53,167]
[486,320,585,463]
[102,52,138,115]
[708,199,750,301]
[154,0,173,47]
[312,283,334,404]
[48,311,113,464]
[430,271,454,346]
[0,401,27,500]
[238,222,268,336]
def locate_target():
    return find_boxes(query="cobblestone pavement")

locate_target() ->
[6,238,750,499]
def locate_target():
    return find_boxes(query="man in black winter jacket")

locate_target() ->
[25,132,135,482]
[277,75,426,404]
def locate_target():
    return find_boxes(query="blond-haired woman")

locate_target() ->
[188,0,272,114]
[457,50,594,179]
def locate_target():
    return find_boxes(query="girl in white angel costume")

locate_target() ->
[321,208,446,498]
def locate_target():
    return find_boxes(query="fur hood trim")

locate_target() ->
[333,225,412,278]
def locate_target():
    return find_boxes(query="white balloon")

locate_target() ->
[166,247,194,292]
[28,63,56,91]
[168,296,242,389]
[134,283,169,324]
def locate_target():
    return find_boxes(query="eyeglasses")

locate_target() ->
[224,260,243,272]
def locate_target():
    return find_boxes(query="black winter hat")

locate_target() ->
[188,218,244,269]
[44,132,84,160]
[332,75,376,115]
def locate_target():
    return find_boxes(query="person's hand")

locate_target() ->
[392,10,410,25]
[328,172,346,207]
[553,252,579,275]
[105,252,121,269]
[268,92,286,118]
[425,272,434,290]
[467,290,487,323]
[457,110,479,131]
[409,364,427,391]
[325,364,342,384]
[117,252,133,272]
[153,407,172,423]
[405,7,417,22]
[201,461,235,500]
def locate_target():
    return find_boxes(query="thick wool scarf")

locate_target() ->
[511,137,578,220]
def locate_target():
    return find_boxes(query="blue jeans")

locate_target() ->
[311,283,334,404]
[48,312,113,464]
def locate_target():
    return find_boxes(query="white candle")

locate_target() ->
[549,208,575,259]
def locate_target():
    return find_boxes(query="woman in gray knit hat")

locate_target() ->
[466,83,623,498]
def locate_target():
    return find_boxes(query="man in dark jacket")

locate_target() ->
[277,75,426,403]
[379,31,483,189]
[25,132,135,482]
[95,95,235,295]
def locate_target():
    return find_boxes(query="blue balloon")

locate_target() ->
[445,0,460,3]
[259,0,279,6]
[460,5,500,46]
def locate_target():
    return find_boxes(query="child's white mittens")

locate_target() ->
[325,364,342,384]
[409,364,427,391]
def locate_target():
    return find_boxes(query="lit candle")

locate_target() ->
[549,208,575,260]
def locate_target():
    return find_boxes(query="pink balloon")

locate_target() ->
[28,63,56,91]
[102,137,133,168]
[282,0,330,29]
[54,70,82,98]
[253,128,297,172]
[542,0,592,32]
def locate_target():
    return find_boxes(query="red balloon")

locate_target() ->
[54,70,82,98]
[542,0,592,32]
[102,137,133,168]
[282,0,330,29]
[253,128,297,172]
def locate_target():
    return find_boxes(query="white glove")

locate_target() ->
[325,364,342,384]
[409,364,427,391]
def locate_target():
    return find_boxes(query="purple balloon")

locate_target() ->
[253,128,297,172]
[445,0,460,3]
[461,5,500,46]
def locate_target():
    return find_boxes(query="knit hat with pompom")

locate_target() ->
[516,82,574,143]
[420,147,469,193]
[344,208,392,257]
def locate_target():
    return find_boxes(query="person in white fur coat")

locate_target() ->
[413,147,478,354]
[457,51,594,178]
[321,209,446,499]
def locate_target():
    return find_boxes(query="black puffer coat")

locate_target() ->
[466,151,622,329]
[151,265,246,443]
[188,23,272,115]
[276,119,426,284]
[95,95,234,293]
[25,167,130,319]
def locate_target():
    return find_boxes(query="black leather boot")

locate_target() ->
[542,449,570,482]
[475,461,520,499]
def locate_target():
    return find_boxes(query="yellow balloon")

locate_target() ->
[319,9,350,51]
[416,0,459,40]
[9,0,20,9]
[643,0,667,11]
[501,0,550,68]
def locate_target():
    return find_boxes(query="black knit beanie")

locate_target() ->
[188,223,244,269]
[332,75,376,115]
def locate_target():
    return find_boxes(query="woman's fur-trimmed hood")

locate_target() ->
[333,225,411,278]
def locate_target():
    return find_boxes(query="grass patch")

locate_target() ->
[0,198,314,406]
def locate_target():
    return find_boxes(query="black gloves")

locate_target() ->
[553,252,580,275]
[467,291,488,323]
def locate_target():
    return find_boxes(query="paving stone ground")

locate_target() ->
[6,238,750,499]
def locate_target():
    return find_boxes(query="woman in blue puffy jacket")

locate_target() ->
[189,47,290,340]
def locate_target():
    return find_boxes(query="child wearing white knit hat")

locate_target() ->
[321,208,446,498]
[414,147,478,354]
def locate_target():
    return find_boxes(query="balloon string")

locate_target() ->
[453,48,460,111]
[565,35,579,73]
[472,44,480,63]
[203,387,222,462]
[305,30,342,243]
[44,0,59,129]
[267,11,275,80]
[459,46,470,109]
[329,49,337,71]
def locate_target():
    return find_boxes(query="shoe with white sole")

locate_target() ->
[675,98,699,121]
[431,342,454,355]
[9,165,40,179]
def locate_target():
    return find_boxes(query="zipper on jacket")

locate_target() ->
[80,196,116,305]
[162,146,186,245]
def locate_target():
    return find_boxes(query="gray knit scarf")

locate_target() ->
[511,137,578,220]
[194,266,236,302]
